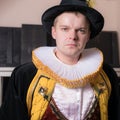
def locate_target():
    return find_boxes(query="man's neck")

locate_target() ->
[54,50,81,65]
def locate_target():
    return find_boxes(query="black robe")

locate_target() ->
[0,62,119,120]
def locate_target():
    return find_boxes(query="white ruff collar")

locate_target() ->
[33,47,103,81]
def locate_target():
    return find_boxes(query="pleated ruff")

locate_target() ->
[32,47,103,88]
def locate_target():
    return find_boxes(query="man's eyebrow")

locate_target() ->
[59,25,70,27]
[79,27,89,29]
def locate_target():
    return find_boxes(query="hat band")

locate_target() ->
[60,0,87,7]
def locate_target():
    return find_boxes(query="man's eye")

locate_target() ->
[79,29,86,33]
[61,28,68,31]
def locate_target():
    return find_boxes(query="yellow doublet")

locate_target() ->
[26,47,111,120]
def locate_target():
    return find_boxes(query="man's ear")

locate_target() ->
[87,31,91,42]
[51,26,56,40]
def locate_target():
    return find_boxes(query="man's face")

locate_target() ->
[52,12,91,60]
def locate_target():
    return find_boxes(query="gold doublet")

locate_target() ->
[26,47,111,120]
[32,47,104,88]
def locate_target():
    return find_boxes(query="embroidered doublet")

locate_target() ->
[26,47,111,120]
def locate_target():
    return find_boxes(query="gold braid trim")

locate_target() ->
[32,50,103,88]
[26,70,56,120]
[91,69,111,120]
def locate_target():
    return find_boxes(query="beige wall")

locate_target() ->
[95,0,120,63]
[0,0,120,63]
[0,0,59,27]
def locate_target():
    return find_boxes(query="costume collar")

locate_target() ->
[32,47,103,81]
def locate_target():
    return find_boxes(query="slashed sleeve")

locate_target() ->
[0,62,37,120]
[103,63,119,120]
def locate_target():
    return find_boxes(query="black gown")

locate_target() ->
[0,62,119,120]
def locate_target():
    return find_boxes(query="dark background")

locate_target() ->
[0,24,119,67]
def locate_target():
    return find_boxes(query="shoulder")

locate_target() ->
[10,62,37,92]
[13,62,37,75]
[103,63,119,120]
[12,62,37,82]
[102,62,119,95]
[102,63,118,84]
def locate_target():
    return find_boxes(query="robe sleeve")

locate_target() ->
[0,62,37,120]
[103,63,119,120]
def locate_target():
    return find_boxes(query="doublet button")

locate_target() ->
[39,86,48,96]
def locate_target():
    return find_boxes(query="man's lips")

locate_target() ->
[65,44,77,47]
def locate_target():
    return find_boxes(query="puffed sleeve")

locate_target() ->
[0,62,37,120]
[103,63,119,120]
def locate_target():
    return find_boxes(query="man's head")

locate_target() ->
[51,11,91,63]
[42,0,104,39]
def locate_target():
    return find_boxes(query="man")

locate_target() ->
[0,0,119,120]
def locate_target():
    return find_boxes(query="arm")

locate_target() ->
[103,63,119,120]
[0,62,37,120]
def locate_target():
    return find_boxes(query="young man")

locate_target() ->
[0,0,119,120]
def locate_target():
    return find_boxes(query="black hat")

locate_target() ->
[42,0,104,39]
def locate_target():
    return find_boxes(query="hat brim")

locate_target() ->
[42,5,104,39]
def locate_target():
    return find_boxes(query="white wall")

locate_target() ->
[95,0,120,63]
[0,0,59,27]
[0,0,120,63]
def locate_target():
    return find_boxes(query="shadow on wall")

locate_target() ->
[86,31,119,67]
[0,24,119,67]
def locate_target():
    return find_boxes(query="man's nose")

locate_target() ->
[69,30,78,40]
